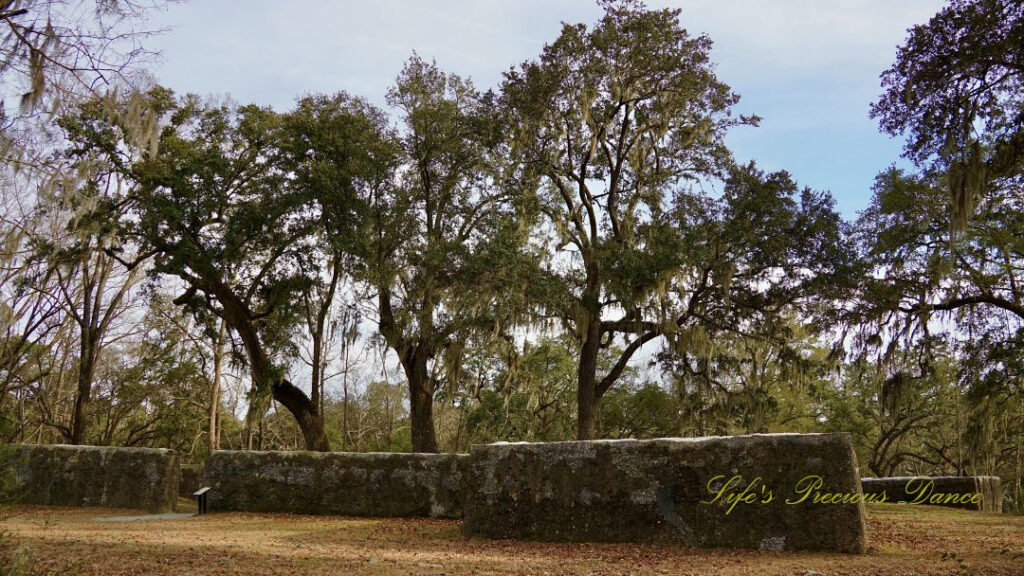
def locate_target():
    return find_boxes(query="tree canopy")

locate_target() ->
[871,0,1023,230]
[0,0,1020,512]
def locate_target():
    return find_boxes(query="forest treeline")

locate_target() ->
[0,1,1021,510]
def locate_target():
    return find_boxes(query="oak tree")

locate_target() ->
[502,1,840,438]
[360,56,531,452]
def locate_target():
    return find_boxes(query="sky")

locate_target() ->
[146,0,946,218]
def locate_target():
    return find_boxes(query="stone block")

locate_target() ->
[203,450,467,518]
[0,444,179,513]
[463,434,867,552]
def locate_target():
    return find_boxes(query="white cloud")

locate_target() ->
[144,0,946,215]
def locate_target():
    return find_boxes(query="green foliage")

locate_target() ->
[356,54,537,451]
[58,86,403,450]
[501,0,846,439]
[851,168,1022,466]
[855,8,1024,497]
[88,296,212,453]
[818,340,967,477]
[0,4,1017,516]
[872,0,1022,168]
[661,322,835,437]
[599,382,679,439]
[322,380,412,453]
[857,1,1023,499]
[871,0,1023,230]
[464,339,577,443]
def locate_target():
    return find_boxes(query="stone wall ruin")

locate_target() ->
[462,433,868,553]
[203,450,467,519]
[0,444,179,513]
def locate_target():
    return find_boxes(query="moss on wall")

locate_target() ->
[463,434,868,553]
[0,444,178,513]
[204,450,467,519]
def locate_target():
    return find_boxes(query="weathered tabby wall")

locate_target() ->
[0,444,178,512]
[204,450,467,518]
[179,464,204,498]
[463,434,868,553]
[861,476,1002,513]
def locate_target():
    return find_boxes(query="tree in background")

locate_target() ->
[844,0,1024,508]
[0,4,1017,519]
[135,92,395,451]
[279,94,396,426]
[34,197,144,445]
[85,294,210,450]
[958,328,1024,486]
[848,165,1021,502]
[1,0,173,185]
[855,168,1022,327]
[0,0,177,449]
[60,89,391,451]
[21,87,164,444]
[871,0,1022,231]
[464,338,578,444]
[501,0,757,439]
[359,55,534,452]
[865,0,1023,329]
[834,340,963,477]
[661,322,835,438]
[0,173,63,441]
[0,0,164,110]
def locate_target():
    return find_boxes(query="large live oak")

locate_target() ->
[60,89,394,451]
[501,1,846,440]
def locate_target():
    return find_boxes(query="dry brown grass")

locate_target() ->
[2,502,1022,575]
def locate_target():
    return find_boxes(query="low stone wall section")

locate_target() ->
[203,450,467,519]
[0,444,178,513]
[463,433,868,553]
[861,476,1002,512]
[179,464,205,498]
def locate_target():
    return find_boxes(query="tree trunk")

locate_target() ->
[310,331,322,416]
[402,343,438,453]
[245,402,260,450]
[208,319,225,453]
[272,379,330,451]
[341,331,350,451]
[308,258,340,419]
[70,328,96,444]
[576,315,602,441]
[208,279,330,452]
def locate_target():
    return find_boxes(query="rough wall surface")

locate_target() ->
[0,444,178,512]
[179,465,204,498]
[861,476,1002,512]
[463,434,867,553]
[204,450,467,518]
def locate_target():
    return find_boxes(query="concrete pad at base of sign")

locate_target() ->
[95,513,194,522]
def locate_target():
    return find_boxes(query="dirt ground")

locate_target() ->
[1,501,1021,576]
